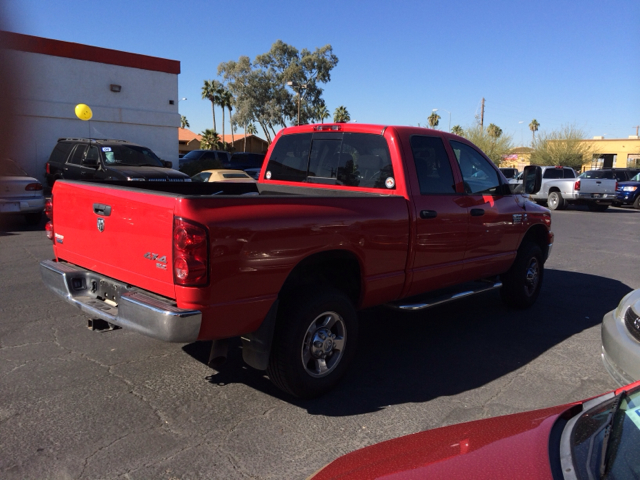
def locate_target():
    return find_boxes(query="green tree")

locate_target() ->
[459,124,514,165]
[180,115,190,129]
[487,123,503,140]
[244,123,258,152]
[219,88,235,151]
[529,124,594,170]
[202,80,224,132]
[218,40,339,143]
[529,119,540,145]
[200,129,222,150]
[427,111,440,129]
[451,125,464,136]
[333,105,350,123]
[315,104,330,124]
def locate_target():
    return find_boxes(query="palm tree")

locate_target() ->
[220,89,234,150]
[315,105,330,124]
[201,80,223,132]
[529,119,540,145]
[200,129,222,150]
[451,125,464,136]
[333,106,350,123]
[244,123,258,152]
[427,111,440,129]
[180,115,190,129]
[487,123,503,140]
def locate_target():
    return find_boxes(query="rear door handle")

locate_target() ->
[420,210,437,219]
[93,203,112,216]
[470,208,485,217]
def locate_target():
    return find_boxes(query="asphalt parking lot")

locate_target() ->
[1,205,639,479]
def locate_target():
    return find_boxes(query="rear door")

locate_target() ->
[52,181,177,298]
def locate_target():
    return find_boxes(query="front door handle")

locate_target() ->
[420,210,437,219]
[470,208,485,217]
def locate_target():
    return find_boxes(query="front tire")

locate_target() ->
[267,288,358,398]
[633,196,640,210]
[501,242,544,309]
[547,191,565,210]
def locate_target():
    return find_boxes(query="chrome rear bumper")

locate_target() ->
[40,259,201,343]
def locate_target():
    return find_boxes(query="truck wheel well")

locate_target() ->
[548,187,560,193]
[521,225,550,261]
[279,251,361,306]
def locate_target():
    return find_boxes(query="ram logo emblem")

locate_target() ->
[97,218,105,232]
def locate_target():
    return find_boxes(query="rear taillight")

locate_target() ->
[25,182,43,191]
[615,181,618,191]
[173,217,208,286]
[45,198,53,241]
[46,164,51,174]
[574,180,580,191]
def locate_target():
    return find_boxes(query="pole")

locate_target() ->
[481,98,485,129]
[297,90,301,126]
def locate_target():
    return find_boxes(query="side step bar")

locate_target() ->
[387,281,502,311]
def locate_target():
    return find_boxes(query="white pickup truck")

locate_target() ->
[522,165,618,211]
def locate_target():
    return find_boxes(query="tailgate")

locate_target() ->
[581,178,617,194]
[51,181,177,298]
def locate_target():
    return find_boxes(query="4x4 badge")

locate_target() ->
[97,218,105,232]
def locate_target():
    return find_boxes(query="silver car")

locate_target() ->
[602,288,640,385]
[0,158,45,225]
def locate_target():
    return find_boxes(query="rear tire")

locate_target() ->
[547,191,565,211]
[587,203,609,212]
[267,287,358,399]
[501,242,544,309]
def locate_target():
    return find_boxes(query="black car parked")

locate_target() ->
[178,150,231,170]
[45,138,189,186]
[223,152,266,179]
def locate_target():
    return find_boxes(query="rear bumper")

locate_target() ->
[0,196,45,214]
[575,192,617,204]
[601,309,640,386]
[40,259,201,343]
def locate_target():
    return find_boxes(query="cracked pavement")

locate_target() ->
[1,206,638,479]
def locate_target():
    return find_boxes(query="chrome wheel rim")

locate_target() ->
[301,311,346,378]
[549,193,558,209]
[524,257,540,296]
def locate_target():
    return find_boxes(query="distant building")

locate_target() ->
[583,136,640,171]
[178,128,269,156]
[1,31,181,182]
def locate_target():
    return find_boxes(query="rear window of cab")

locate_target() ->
[264,132,396,190]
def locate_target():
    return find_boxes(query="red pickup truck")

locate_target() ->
[41,124,553,398]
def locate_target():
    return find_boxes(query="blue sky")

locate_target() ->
[5,0,639,146]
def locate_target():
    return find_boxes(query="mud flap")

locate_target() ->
[241,299,279,371]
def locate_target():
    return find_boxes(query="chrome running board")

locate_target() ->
[388,281,502,311]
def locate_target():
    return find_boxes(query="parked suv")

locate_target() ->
[582,168,640,181]
[178,149,230,170]
[45,138,189,186]
[223,152,266,179]
[614,171,640,209]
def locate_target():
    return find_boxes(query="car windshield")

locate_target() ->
[0,159,28,176]
[571,384,640,479]
[102,145,163,167]
[183,150,203,160]
[631,173,640,182]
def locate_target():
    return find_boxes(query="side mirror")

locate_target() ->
[162,160,173,169]
[523,165,542,194]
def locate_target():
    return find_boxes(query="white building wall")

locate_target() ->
[8,49,180,183]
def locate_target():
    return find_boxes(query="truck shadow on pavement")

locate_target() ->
[183,269,632,415]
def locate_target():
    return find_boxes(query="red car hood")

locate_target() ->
[312,404,570,480]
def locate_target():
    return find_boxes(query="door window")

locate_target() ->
[67,145,87,165]
[449,141,500,194]
[410,136,456,194]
